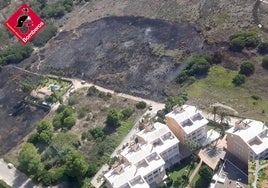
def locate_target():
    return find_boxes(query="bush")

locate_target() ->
[63,116,76,129]
[232,74,246,86]
[89,127,104,140]
[121,108,134,120]
[68,97,78,106]
[190,57,211,76]
[239,61,255,76]
[199,165,213,180]
[229,31,261,51]
[136,101,147,109]
[262,55,268,69]
[176,70,189,84]
[176,55,211,84]
[87,86,99,96]
[251,94,261,100]
[258,42,268,54]
[106,109,122,127]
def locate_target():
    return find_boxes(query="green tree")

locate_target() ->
[53,114,63,129]
[262,55,268,69]
[189,57,210,76]
[229,31,261,51]
[65,151,89,179]
[121,108,134,120]
[63,116,76,129]
[258,42,268,54]
[18,143,42,174]
[87,86,99,96]
[106,108,122,127]
[89,127,104,140]
[232,74,246,86]
[199,165,213,180]
[135,101,147,109]
[36,120,53,144]
[239,61,255,76]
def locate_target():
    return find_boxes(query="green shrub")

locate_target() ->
[258,42,268,54]
[68,97,78,106]
[229,31,261,51]
[87,86,99,96]
[232,74,246,86]
[136,101,147,109]
[239,61,255,76]
[63,116,76,129]
[251,94,261,100]
[106,108,122,127]
[189,57,211,76]
[89,127,104,140]
[121,108,134,120]
[176,55,211,84]
[176,70,189,84]
[262,55,268,69]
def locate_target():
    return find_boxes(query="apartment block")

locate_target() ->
[226,119,268,164]
[165,105,209,145]
[104,122,180,188]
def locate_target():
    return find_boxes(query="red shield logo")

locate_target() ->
[4,3,46,44]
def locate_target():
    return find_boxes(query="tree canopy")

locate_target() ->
[106,108,122,127]
[239,61,255,76]
[18,143,42,174]
[262,55,268,69]
[65,151,89,179]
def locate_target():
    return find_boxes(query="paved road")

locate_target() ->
[0,159,37,188]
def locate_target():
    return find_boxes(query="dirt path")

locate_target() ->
[186,160,203,188]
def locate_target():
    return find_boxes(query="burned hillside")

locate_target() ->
[23,16,206,99]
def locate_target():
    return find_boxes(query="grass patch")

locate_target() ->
[168,157,199,188]
[190,164,213,188]
[186,65,268,121]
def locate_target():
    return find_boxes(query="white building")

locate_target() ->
[165,105,209,145]
[104,122,180,188]
[226,119,268,164]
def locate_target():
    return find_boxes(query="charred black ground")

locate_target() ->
[0,67,48,153]
[25,16,207,99]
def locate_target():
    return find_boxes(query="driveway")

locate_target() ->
[0,159,37,188]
